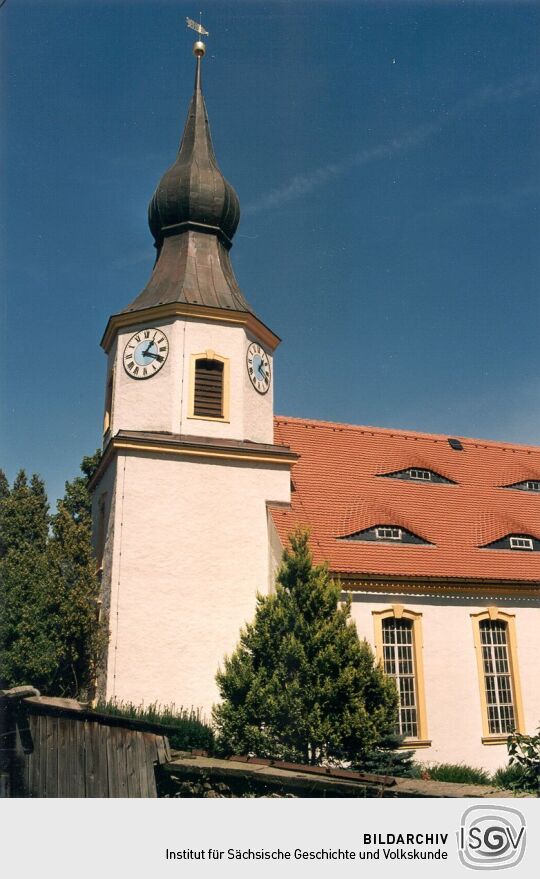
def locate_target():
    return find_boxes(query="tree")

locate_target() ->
[213,529,398,765]
[46,450,106,698]
[0,453,106,698]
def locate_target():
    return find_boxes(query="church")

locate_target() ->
[90,38,540,772]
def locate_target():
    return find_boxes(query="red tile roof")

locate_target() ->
[271,417,540,583]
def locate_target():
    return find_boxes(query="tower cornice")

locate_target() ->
[89,430,298,494]
[101,301,281,353]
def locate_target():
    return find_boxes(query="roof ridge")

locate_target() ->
[274,415,540,454]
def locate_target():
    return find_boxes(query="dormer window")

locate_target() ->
[483,533,538,551]
[509,536,533,551]
[375,526,402,541]
[503,479,540,493]
[379,468,454,485]
[409,469,431,481]
[339,525,431,546]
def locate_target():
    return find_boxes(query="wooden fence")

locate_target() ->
[1,690,170,798]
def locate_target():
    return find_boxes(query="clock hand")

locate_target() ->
[144,352,164,362]
[142,342,154,356]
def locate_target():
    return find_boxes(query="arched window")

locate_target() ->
[471,609,524,741]
[372,606,429,745]
[190,352,229,421]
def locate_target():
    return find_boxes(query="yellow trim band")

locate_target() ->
[339,577,540,599]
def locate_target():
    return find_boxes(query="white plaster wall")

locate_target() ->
[178,319,274,444]
[267,513,285,593]
[108,317,182,435]
[243,329,275,445]
[350,594,540,772]
[106,317,274,444]
[90,459,121,696]
[104,451,290,718]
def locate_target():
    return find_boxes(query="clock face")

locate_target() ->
[123,328,169,379]
[246,342,271,394]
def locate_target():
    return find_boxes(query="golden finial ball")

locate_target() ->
[193,40,206,57]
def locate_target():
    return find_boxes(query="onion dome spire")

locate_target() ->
[123,40,250,316]
[148,42,240,249]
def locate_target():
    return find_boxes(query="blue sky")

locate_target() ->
[2,0,540,505]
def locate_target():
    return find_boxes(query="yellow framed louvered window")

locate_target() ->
[189,351,230,422]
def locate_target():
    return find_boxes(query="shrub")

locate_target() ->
[491,763,529,792]
[95,699,215,753]
[508,726,540,795]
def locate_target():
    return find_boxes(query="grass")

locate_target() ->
[419,763,491,785]
[417,761,531,791]
[95,698,215,753]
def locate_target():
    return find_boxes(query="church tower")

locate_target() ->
[91,39,295,714]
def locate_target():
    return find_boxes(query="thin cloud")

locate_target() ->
[244,73,540,215]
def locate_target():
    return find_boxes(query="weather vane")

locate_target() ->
[186,13,208,57]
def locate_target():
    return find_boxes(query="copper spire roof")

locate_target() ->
[148,55,240,246]
[122,49,251,316]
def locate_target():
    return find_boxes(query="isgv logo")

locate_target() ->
[457,806,526,870]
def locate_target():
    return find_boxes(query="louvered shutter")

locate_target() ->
[194,359,224,418]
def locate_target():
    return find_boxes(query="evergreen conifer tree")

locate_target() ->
[47,450,106,697]
[0,470,57,689]
[213,530,398,765]
[0,453,105,697]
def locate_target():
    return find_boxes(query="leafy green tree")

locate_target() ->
[213,529,398,765]
[0,453,105,698]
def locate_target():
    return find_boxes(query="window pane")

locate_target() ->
[382,617,418,738]
[479,620,516,735]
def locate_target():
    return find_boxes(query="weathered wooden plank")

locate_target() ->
[155,735,167,766]
[125,728,139,798]
[42,715,54,797]
[116,727,129,798]
[97,724,109,797]
[39,714,49,796]
[143,732,158,798]
[65,715,78,797]
[57,718,70,797]
[72,718,86,798]
[85,720,100,797]
[106,724,120,798]
[46,716,59,798]
[28,715,40,797]
[135,732,149,798]
[163,736,171,763]
[14,715,31,796]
